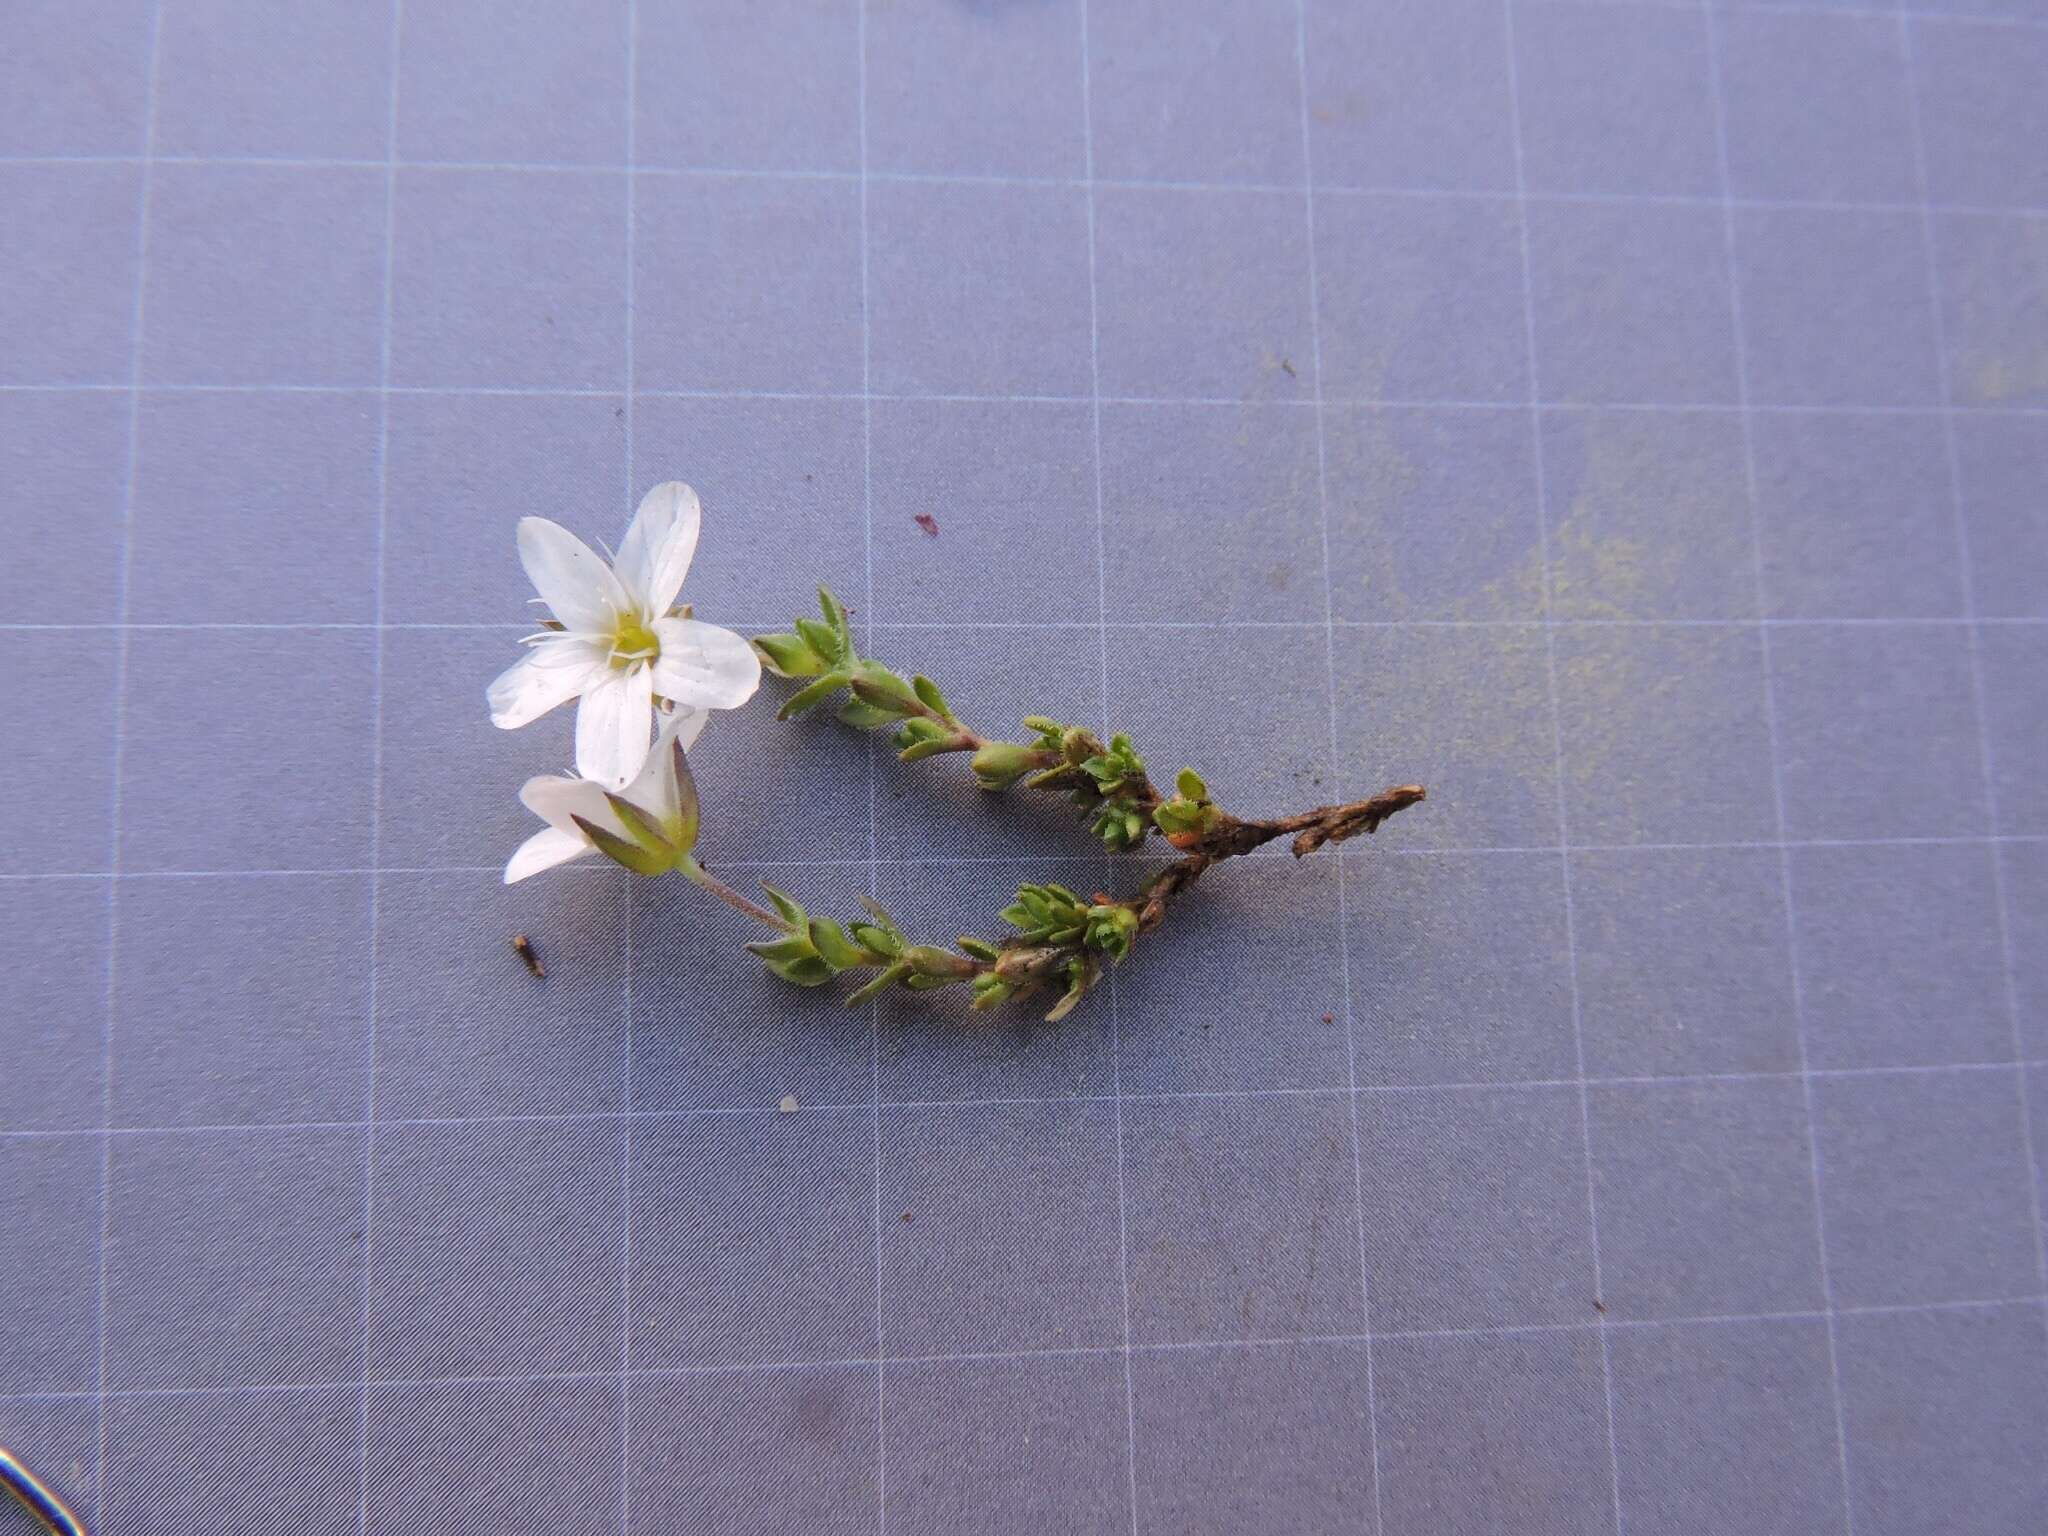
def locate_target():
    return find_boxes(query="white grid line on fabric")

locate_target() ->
[854,3,889,1527]
[351,5,405,1533]
[1074,7,1145,1530]
[7,149,2048,213]
[1699,5,1859,1527]
[12,1291,2043,1410]
[8,381,2047,420]
[1501,4,1629,1530]
[618,5,643,1532]
[1897,11,2048,1323]
[1294,1,1388,1528]
[89,5,166,1529]
[11,1056,2048,1144]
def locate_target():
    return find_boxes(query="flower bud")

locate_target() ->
[971,740,1039,790]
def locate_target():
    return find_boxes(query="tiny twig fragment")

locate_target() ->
[511,934,545,978]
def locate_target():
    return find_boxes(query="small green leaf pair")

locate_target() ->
[998,882,1141,965]
[745,885,892,989]
[754,589,971,764]
[753,588,856,679]
[1152,766,1222,847]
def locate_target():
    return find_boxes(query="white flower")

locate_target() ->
[505,709,706,884]
[487,482,761,787]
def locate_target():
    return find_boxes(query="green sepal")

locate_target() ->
[778,670,851,720]
[602,791,676,859]
[753,631,828,678]
[570,814,671,877]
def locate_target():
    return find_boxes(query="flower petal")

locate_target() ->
[503,825,592,884]
[518,516,628,635]
[615,482,701,616]
[574,663,657,788]
[662,702,711,754]
[486,637,607,729]
[651,618,762,711]
[519,773,619,841]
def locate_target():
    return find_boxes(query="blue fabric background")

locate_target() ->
[4,2,2047,1532]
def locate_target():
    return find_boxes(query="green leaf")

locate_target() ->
[835,696,898,731]
[760,885,810,937]
[753,631,828,678]
[816,586,852,642]
[778,670,850,720]
[569,814,671,877]
[849,667,917,712]
[844,961,910,1007]
[956,936,1001,962]
[897,736,959,764]
[745,936,816,965]
[850,922,903,959]
[1020,716,1065,736]
[969,974,1014,1011]
[763,952,835,987]
[1044,958,1097,1022]
[794,617,847,666]
[809,917,871,970]
[970,741,1038,790]
[1085,904,1140,963]
[911,675,954,721]
[1176,766,1207,800]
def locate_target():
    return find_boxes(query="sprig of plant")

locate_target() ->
[691,872,1152,1021]
[755,587,1424,864]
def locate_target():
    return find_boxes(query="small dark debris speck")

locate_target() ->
[1279,358,1298,378]
[1321,1014,1334,1025]
[1592,1298,1607,1314]
[914,513,940,537]
[900,1211,915,1223]
[512,934,545,978]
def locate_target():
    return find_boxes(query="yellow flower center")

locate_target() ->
[610,613,660,667]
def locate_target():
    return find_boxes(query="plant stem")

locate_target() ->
[679,857,794,932]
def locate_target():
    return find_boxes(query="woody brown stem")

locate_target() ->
[1187,784,1428,859]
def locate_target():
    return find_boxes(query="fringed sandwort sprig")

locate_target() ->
[493,494,1424,1023]
[753,586,1425,863]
